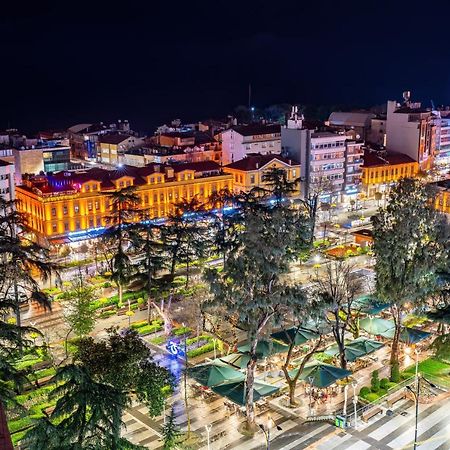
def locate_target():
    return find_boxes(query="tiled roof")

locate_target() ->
[229,123,281,137]
[99,134,131,145]
[171,161,221,173]
[362,150,416,167]
[225,154,299,172]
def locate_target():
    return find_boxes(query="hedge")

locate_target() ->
[187,342,215,358]
[364,392,379,403]
[186,335,212,346]
[136,323,163,335]
[99,310,116,319]
[28,367,56,382]
[150,336,166,345]
[173,326,192,336]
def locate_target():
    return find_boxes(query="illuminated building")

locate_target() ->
[0,160,15,202]
[361,149,418,198]
[98,134,144,165]
[15,161,233,245]
[220,124,281,165]
[282,108,363,204]
[223,154,300,194]
[435,179,450,213]
[386,92,437,170]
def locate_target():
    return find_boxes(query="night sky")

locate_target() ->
[2,0,450,133]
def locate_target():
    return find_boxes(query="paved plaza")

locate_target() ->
[122,393,450,449]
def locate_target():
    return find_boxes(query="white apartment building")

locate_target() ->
[0,160,15,202]
[281,108,363,204]
[220,124,281,165]
[433,113,450,174]
[386,94,436,170]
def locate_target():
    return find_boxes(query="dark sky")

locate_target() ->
[2,0,450,133]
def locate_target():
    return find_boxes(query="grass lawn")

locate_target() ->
[404,357,450,377]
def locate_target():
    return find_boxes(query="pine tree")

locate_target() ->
[161,407,181,450]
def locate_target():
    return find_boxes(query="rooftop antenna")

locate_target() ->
[248,83,252,110]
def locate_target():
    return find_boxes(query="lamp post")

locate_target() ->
[308,376,314,417]
[259,415,281,450]
[205,424,212,450]
[352,380,358,430]
[343,384,349,417]
[406,350,420,450]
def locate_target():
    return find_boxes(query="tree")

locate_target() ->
[374,191,383,207]
[161,196,209,286]
[103,186,140,309]
[204,190,304,430]
[74,328,173,416]
[161,406,181,449]
[131,217,165,323]
[280,321,325,406]
[260,167,298,204]
[0,198,58,349]
[62,271,97,353]
[297,178,333,245]
[23,364,136,450]
[372,178,448,375]
[315,261,363,370]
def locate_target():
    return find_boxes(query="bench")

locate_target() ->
[387,390,407,407]
[362,406,382,422]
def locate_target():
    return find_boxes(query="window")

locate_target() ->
[153,194,157,203]
[74,203,79,214]
[160,193,164,201]
[92,184,98,191]
[51,207,56,217]
[89,219,94,228]
[63,206,68,215]
[250,175,255,184]
[119,181,124,187]
[64,222,69,231]
[126,181,131,187]
[76,221,80,230]
[88,201,93,211]
[85,185,90,192]
[157,176,162,183]
[292,169,296,178]
[52,224,57,233]
[95,201,100,210]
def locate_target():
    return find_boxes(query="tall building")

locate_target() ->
[433,112,450,174]
[220,124,281,165]
[386,92,437,170]
[98,134,145,165]
[327,111,375,141]
[281,108,363,204]
[0,160,15,202]
[15,161,233,245]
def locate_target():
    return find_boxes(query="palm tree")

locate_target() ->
[24,364,130,449]
[103,186,140,309]
[0,198,58,349]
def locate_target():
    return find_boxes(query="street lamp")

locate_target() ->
[259,415,281,450]
[308,376,314,417]
[352,380,358,430]
[406,384,419,450]
[205,424,212,450]
[343,384,349,417]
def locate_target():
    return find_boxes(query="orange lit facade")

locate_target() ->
[223,154,300,194]
[15,162,232,244]
[434,179,450,214]
[361,150,419,198]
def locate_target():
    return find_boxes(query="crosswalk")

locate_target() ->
[121,391,450,449]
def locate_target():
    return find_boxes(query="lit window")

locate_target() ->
[51,207,56,217]
[250,175,255,184]
[63,206,68,215]
[52,224,57,233]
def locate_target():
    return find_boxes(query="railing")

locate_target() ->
[422,373,450,391]
[353,375,416,418]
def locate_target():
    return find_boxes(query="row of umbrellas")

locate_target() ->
[359,317,431,344]
[188,359,353,405]
[324,337,384,362]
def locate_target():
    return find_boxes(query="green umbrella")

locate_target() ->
[347,337,384,355]
[237,339,289,358]
[289,361,352,388]
[323,343,366,362]
[381,327,431,344]
[271,327,319,346]
[359,317,395,336]
[212,380,280,406]
[219,353,251,369]
[352,295,390,315]
[187,361,245,387]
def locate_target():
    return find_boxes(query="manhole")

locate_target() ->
[400,411,408,416]
[338,432,347,437]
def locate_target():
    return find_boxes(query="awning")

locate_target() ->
[352,295,390,315]
[347,337,384,355]
[271,327,319,346]
[218,353,251,369]
[289,360,352,388]
[324,344,366,362]
[212,380,280,406]
[237,339,289,358]
[359,317,395,336]
[187,361,244,387]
